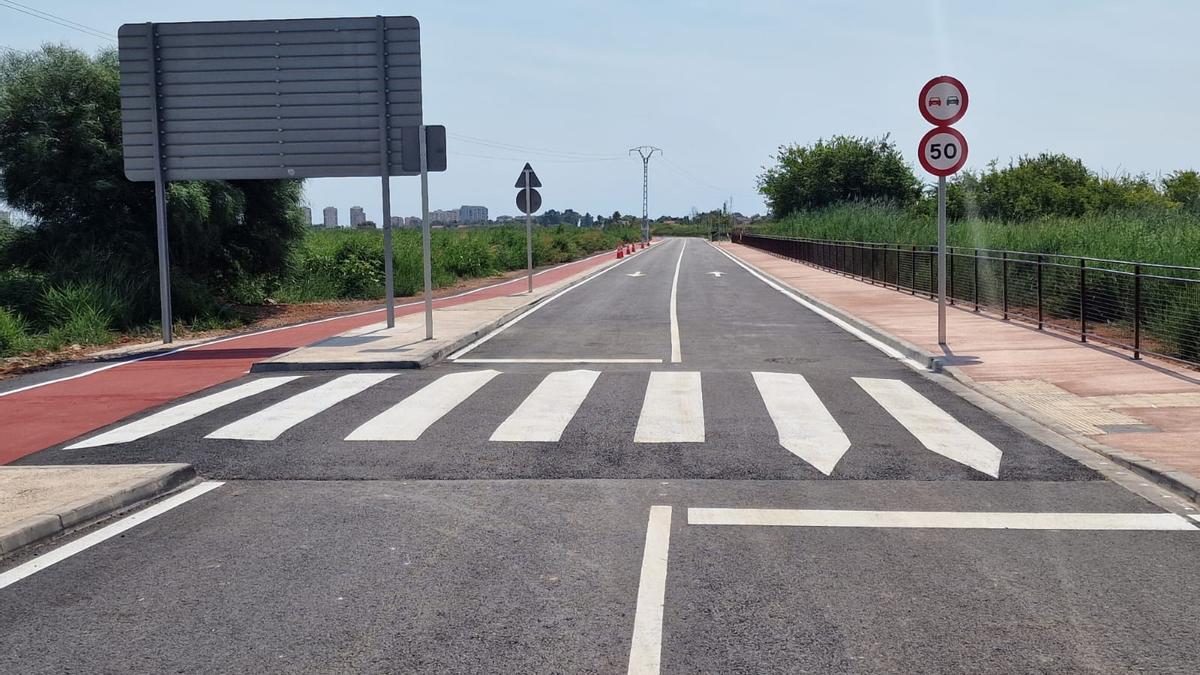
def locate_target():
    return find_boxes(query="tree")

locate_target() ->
[0,46,305,319]
[581,212,594,227]
[1164,170,1200,210]
[611,210,622,222]
[756,135,921,217]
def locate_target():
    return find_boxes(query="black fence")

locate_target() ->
[733,233,1200,368]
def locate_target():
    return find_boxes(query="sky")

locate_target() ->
[3,0,1198,223]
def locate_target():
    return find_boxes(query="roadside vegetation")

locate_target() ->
[0,46,637,360]
[753,136,1200,266]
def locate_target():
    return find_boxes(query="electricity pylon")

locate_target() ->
[629,146,661,243]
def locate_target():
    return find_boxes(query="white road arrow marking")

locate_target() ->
[753,372,850,475]
[707,271,723,277]
[627,271,645,277]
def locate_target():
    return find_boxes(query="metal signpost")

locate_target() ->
[118,16,447,343]
[917,75,969,346]
[515,163,542,293]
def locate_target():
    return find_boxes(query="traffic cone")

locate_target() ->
[617,246,624,259]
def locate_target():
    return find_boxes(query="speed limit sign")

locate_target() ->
[918,126,968,177]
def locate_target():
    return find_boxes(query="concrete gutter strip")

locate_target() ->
[728,247,1200,505]
[0,463,196,557]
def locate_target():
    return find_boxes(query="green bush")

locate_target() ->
[0,306,32,356]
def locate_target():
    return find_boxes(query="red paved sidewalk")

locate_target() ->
[721,242,1200,488]
[0,251,618,464]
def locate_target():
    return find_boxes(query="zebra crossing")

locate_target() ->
[64,369,1005,477]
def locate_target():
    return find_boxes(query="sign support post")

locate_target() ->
[525,168,533,294]
[419,124,433,340]
[376,16,395,328]
[146,22,173,344]
[937,175,947,345]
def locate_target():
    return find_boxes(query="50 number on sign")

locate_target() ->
[918,127,968,177]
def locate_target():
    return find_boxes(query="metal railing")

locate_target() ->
[733,232,1200,368]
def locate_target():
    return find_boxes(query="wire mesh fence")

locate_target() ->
[734,233,1200,368]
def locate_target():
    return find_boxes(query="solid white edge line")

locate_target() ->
[0,250,615,400]
[0,481,226,591]
[708,242,911,363]
[627,505,672,675]
[686,508,1199,530]
[668,240,686,363]
[448,247,642,360]
[455,358,663,364]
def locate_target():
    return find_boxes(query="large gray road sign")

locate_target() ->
[119,16,445,181]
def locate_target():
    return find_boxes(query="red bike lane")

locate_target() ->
[0,251,620,464]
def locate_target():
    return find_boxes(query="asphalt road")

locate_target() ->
[4,237,1199,673]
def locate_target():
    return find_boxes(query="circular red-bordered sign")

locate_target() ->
[918,126,968,176]
[919,75,968,126]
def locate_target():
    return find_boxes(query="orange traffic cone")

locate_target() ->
[617,246,624,259]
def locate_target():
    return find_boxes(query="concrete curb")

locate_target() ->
[723,244,1200,505]
[0,463,196,557]
[250,250,633,373]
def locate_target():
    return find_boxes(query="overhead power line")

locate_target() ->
[448,132,625,161]
[0,1,116,42]
[449,150,623,164]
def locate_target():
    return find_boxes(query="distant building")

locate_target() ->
[300,206,313,226]
[389,216,403,228]
[495,215,513,223]
[350,206,366,226]
[322,206,338,228]
[459,205,488,224]
[0,210,10,225]
[430,209,460,225]
[404,216,421,227]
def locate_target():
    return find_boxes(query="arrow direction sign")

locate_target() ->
[626,271,646,277]
[514,163,542,188]
[707,271,724,278]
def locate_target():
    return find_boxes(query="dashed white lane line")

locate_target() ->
[752,372,850,475]
[490,370,600,442]
[66,376,304,448]
[668,240,686,363]
[855,377,1003,478]
[346,370,500,441]
[207,373,395,441]
[455,358,662,364]
[634,371,705,443]
[627,505,672,675]
[0,481,226,591]
[687,508,1199,530]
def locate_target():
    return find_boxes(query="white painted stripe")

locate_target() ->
[206,373,395,441]
[708,242,909,362]
[0,481,225,591]
[447,252,638,360]
[855,377,1003,477]
[635,371,704,443]
[490,370,600,442]
[687,508,1199,531]
[752,372,850,475]
[346,370,500,441]
[66,376,303,448]
[1191,514,1200,523]
[627,505,672,675]
[456,358,662,364]
[0,249,615,400]
[668,240,686,363]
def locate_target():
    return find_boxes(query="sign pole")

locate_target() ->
[419,124,433,340]
[146,22,172,344]
[376,15,395,329]
[937,174,947,346]
[525,169,533,294]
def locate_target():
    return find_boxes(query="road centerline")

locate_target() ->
[669,240,686,363]
[627,505,672,675]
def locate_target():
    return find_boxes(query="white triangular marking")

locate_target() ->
[67,376,303,448]
[207,373,394,441]
[752,372,850,475]
[490,370,600,442]
[346,370,500,441]
[854,377,1002,478]
[635,372,704,443]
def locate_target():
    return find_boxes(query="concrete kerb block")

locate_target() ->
[0,464,195,558]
